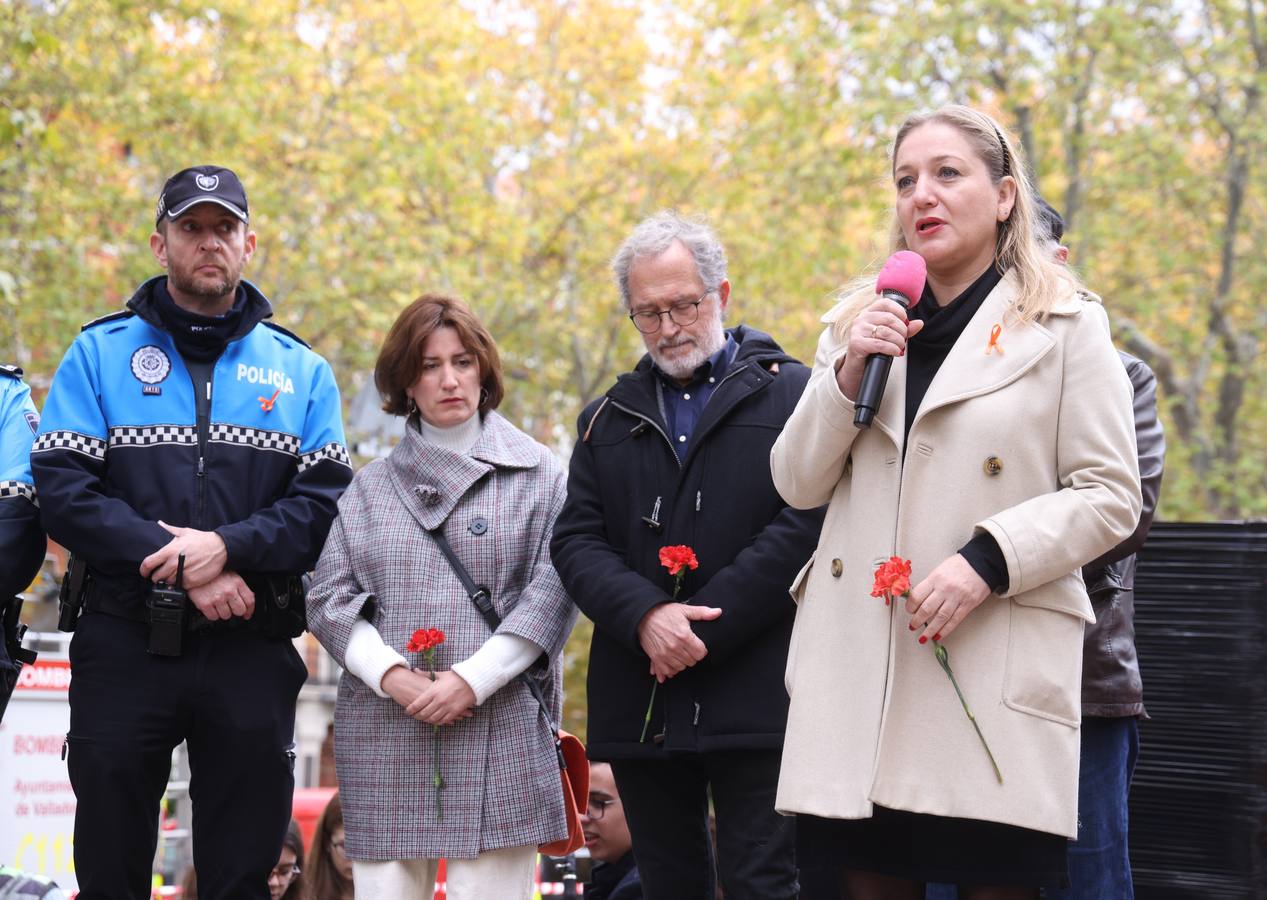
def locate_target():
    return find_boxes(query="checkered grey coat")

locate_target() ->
[307,412,577,860]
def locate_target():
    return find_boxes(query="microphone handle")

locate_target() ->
[853,290,911,429]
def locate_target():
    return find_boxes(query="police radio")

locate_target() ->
[147,553,187,657]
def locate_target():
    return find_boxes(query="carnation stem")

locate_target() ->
[426,652,446,819]
[639,571,685,744]
[640,681,657,743]
[932,641,1003,784]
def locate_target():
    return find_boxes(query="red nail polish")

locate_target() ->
[918,635,927,645]
[933,633,942,641]
[908,623,915,631]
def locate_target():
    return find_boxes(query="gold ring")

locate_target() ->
[871,324,881,338]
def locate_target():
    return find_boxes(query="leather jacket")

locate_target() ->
[1080,351,1165,717]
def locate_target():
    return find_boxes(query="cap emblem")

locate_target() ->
[195,173,220,191]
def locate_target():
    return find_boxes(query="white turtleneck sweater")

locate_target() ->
[341,413,540,704]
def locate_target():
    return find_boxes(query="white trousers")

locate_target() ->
[351,844,537,899]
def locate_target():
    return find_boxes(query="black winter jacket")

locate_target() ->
[552,326,825,758]
[1080,351,1165,716]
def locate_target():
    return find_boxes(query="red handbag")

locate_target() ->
[539,728,589,856]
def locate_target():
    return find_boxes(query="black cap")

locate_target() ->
[1033,195,1065,243]
[155,165,249,227]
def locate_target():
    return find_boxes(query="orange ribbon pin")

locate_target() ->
[986,323,1004,355]
[258,389,281,412]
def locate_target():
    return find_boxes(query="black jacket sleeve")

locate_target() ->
[551,412,673,653]
[687,501,825,664]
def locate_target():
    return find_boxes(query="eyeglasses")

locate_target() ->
[268,863,300,882]
[628,292,714,334]
[586,798,615,820]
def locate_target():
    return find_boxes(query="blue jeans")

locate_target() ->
[925,716,1139,900]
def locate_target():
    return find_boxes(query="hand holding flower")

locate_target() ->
[405,670,477,725]
[407,626,449,818]
[637,602,723,681]
[639,545,710,742]
[382,664,438,711]
[904,553,991,643]
[872,556,1003,784]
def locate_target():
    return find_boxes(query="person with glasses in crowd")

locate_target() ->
[306,792,353,900]
[182,819,306,900]
[582,762,642,900]
[552,211,825,900]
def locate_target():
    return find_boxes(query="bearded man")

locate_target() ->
[32,166,351,900]
[552,211,824,900]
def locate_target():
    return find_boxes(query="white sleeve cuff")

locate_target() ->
[343,619,409,698]
[450,634,542,706]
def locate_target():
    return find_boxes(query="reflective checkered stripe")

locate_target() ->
[108,424,198,448]
[0,480,37,506]
[32,430,107,460]
[209,424,302,457]
[299,441,352,472]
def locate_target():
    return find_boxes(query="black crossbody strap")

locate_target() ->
[426,526,560,737]
[428,526,500,632]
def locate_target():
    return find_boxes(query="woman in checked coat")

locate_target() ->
[307,294,577,899]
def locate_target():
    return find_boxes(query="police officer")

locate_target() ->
[32,166,353,900]
[0,364,44,717]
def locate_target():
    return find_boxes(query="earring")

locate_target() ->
[406,395,417,416]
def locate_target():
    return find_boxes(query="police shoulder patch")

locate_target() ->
[261,320,311,349]
[130,345,172,385]
[0,364,22,380]
[81,310,135,332]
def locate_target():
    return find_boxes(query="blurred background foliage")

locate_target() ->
[3,0,1264,737]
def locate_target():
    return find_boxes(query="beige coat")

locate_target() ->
[770,273,1142,838]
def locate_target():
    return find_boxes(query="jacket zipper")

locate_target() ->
[197,380,211,527]
[609,400,681,467]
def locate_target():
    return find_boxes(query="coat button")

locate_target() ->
[830,558,843,578]
[469,516,488,536]
[984,456,1003,476]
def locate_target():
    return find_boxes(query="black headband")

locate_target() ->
[993,124,1012,177]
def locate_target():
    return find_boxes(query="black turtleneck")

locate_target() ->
[153,278,247,363]
[904,264,1003,442]
[904,264,1009,593]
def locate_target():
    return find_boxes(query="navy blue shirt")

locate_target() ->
[654,334,738,454]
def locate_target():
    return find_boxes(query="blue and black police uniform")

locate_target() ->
[32,271,352,899]
[1,365,44,713]
[0,365,43,598]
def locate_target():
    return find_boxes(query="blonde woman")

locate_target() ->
[771,106,1142,897]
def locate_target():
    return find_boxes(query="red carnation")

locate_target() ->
[407,628,445,653]
[659,545,700,577]
[870,556,912,605]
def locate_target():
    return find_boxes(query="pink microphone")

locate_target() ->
[854,251,927,428]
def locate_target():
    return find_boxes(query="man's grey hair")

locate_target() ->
[611,211,728,309]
